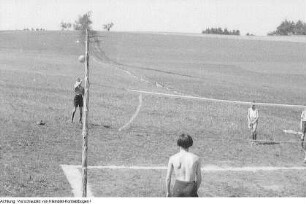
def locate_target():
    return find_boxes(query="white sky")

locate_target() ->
[0,0,305,35]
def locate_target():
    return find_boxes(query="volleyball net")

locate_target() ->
[66,32,306,197]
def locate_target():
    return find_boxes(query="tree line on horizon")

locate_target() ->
[21,12,306,37]
[23,28,46,31]
[268,19,306,36]
[202,27,240,36]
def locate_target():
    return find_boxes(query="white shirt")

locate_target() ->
[301,110,306,121]
[248,108,258,121]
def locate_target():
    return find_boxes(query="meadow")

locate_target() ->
[0,31,306,197]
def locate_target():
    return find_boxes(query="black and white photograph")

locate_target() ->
[0,0,306,201]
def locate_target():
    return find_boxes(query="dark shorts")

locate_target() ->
[74,95,83,107]
[302,121,306,134]
[172,180,198,197]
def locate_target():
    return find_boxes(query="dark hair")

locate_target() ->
[177,134,193,149]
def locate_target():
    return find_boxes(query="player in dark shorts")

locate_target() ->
[172,180,198,197]
[166,134,202,197]
[71,78,84,123]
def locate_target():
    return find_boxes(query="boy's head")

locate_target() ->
[177,133,193,149]
[251,101,256,109]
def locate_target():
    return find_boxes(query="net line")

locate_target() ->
[86,33,306,149]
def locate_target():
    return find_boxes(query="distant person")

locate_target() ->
[300,108,306,163]
[166,134,202,197]
[300,108,306,142]
[247,102,259,142]
[71,78,84,123]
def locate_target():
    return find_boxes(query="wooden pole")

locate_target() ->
[82,29,90,197]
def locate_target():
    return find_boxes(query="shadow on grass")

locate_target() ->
[88,123,111,129]
[103,125,111,129]
[255,141,280,145]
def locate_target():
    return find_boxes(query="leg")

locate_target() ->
[302,140,306,163]
[72,96,78,123]
[253,130,257,140]
[250,124,255,146]
[251,125,256,141]
[300,122,306,162]
[301,133,305,149]
[253,122,258,141]
[79,107,83,123]
[71,107,77,122]
[301,122,305,150]
[301,121,306,142]
[249,123,253,140]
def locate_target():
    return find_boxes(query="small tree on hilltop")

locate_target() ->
[61,22,67,30]
[60,22,72,31]
[103,22,114,31]
[73,11,93,31]
[73,11,98,45]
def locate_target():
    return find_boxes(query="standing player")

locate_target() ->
[71,78,84,123]
[300,108,306,142]
[300,108,306,163]
[165,134,202,197]
[248,102,259,142]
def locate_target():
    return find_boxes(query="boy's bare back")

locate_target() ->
[170,151,200,182]
[166,134,202,197]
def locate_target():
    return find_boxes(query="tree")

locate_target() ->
[73,11,93,31]
[103,22,114,31]
[268,19,306,36]
[202,27,240,36]
[276,19,295,35]
[60,22,72,30]
[294,20,306,35]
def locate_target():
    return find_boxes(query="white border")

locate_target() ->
[128,89,305,108]
[119,94,143,131]
[61,165,94,197]
[61,164,306,197]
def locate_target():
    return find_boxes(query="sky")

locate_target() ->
[0,0,305,36]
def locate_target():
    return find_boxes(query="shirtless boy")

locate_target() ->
[166,134,202,197]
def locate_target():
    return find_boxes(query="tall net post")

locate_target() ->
[82,29,90,197]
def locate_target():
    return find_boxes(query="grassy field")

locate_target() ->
[88,168,306,197]
[1,31,306,197]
